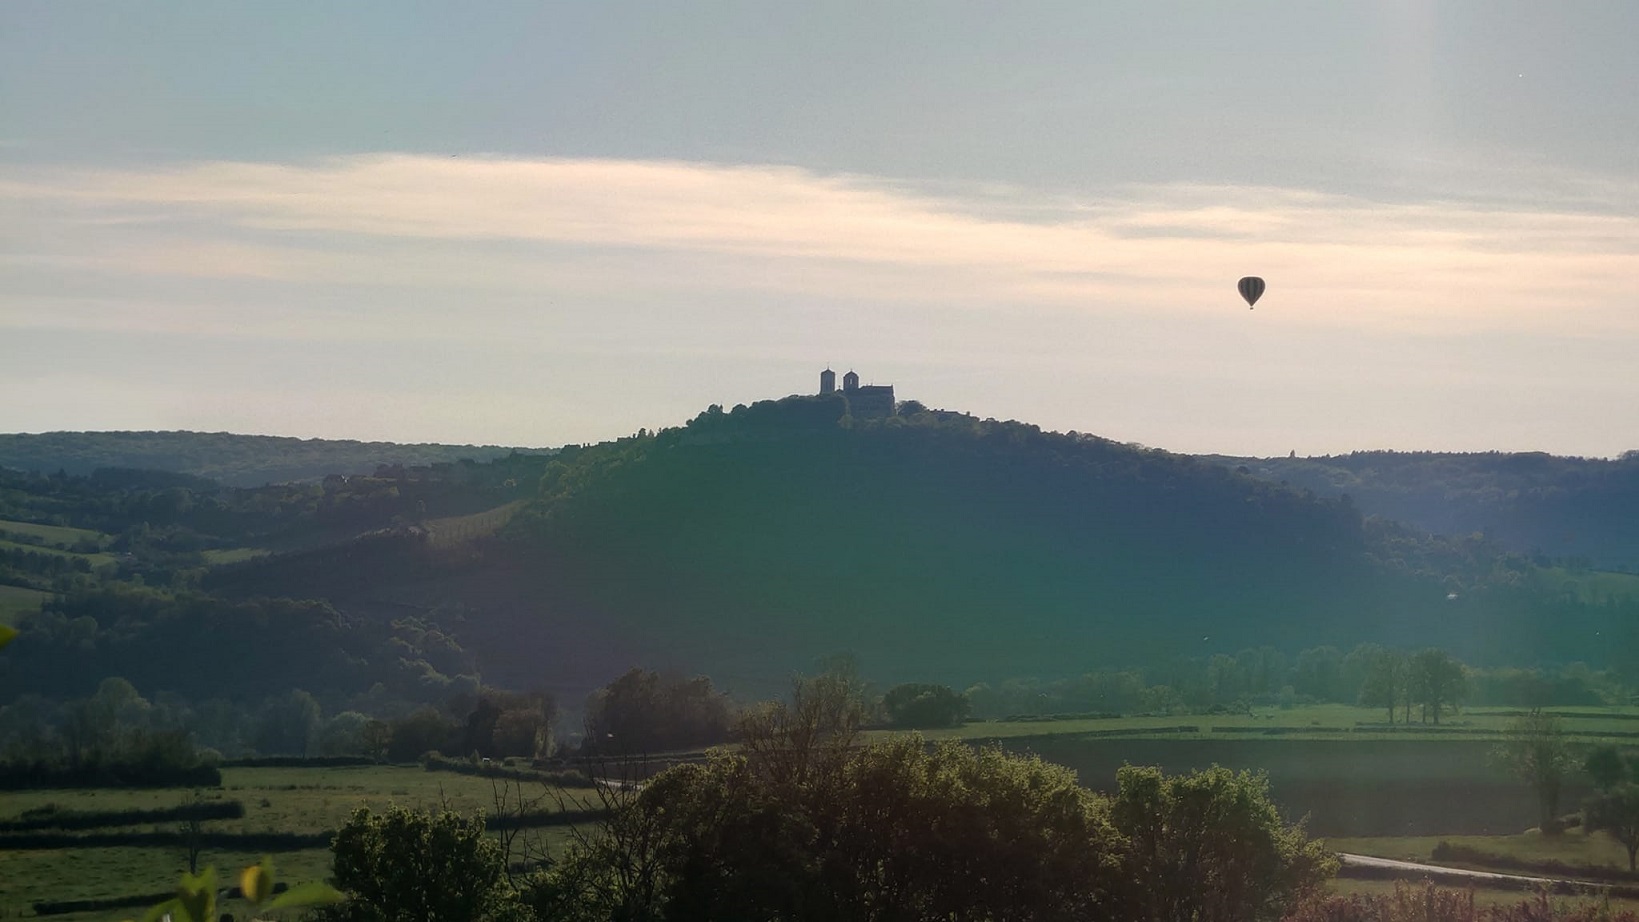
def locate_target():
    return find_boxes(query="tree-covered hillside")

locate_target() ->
[0,430,550,487]
[1219,451,1639,570]
[208,398,1639,694]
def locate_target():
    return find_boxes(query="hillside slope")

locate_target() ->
[1218,451,1639,570]
[209,398,1639,694]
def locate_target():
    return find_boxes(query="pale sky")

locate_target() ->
[3,2,1637,457]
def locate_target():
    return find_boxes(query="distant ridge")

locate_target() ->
[0,430,552,487]
[1208,450,1639,570]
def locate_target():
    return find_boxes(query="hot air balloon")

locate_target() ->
[1238,276,1265,309]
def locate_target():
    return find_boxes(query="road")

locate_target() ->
[1339,852,1562,888]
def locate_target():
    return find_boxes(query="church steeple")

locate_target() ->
[820,367,836,394]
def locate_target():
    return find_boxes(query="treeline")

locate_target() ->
[0,676,562,776]
[0,800,243,832]
[1,584,478,705]
[966,646,1627,720]
[0,430,546,487]
[0,544,93,590]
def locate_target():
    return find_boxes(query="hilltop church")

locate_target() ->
[820,368,895,419]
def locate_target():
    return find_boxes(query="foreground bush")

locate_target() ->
[535,673,1335,921]
[318,806,525,922]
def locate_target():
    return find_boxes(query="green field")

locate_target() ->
[0,765,591,919]
[0,538,116,570]
[891,704,1639,744]
[868,706,1639,839]
[0,519,106,549]
[200,547,269,565]
[0,584,49,619]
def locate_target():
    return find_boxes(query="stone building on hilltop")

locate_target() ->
[820,367,896,419]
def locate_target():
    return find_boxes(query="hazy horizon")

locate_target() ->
[5,3,1637,457]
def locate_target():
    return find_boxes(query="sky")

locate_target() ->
[3,2,1637,457]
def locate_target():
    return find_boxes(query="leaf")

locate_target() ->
[0,623,16,651]
[173,866,216,922]
[264,882,347,911]
[240,857,275,904]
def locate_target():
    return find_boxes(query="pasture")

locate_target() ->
[0,520,106,549]
[0,764,589,919]
[0,584,48,619]
[199,547,269,565]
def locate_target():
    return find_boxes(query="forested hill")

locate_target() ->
[0,430,549,487]
[1214,451,1639,570]
[211,396,1639,693]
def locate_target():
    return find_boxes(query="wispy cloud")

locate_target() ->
[3,154,1637,336]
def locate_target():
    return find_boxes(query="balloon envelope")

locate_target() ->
[1238,276,1265,308]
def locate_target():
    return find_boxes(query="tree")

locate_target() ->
[585,669,731,755]
[323,805,521,921]
[1584,745,1638,791]
[1354,647,1408,724]
[253,689,322,756]
[360,719,393,761]
[1111,764,1337,921]
[178,790,207,875]
[1292,646,1344,702]
[1409,648,1466,724]
[881,682,970,728]
[1585,783,1639,872]
[1494,710,1577,832]
[385,707,458,762]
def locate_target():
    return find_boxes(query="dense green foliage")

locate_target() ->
[0,430,545,487]
[1113,764,1336,921]
[322,806,522,922]
[1584,744,1639,872]
[1493,711,1578,831]
[882,682,971,728]
[0,585,478,705]
[489,398,1639,688]
[582,668,733,755]
[1223,450,1639,572]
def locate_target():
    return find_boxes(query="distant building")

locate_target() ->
[820,367,895,419]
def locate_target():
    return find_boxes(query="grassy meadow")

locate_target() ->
[0,520,106,549]
[0,765,589,919]
[0,584,48,620]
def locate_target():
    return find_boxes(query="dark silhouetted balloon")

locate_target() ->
[1238,276,1265,308]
